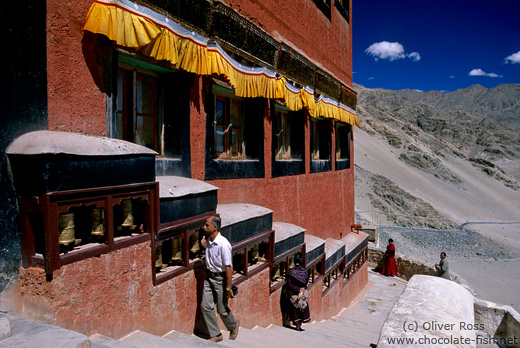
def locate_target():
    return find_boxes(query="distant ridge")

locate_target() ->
[354,83,520,163]
[353,82,520,228]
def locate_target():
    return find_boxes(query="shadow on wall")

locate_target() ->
[0,157,21,293]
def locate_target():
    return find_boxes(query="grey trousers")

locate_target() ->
[201,274,237,338]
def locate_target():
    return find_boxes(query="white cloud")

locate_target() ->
[504,51,520,64]
[469,69,486,76]
[368,77,375,80]
[408,52,421,62]
[468,69,501,78]
[365,41,420,62]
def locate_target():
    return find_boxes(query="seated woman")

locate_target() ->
[286,254,311,331]
[381,238,397,277]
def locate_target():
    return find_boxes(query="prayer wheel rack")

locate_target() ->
[18,182,159,280]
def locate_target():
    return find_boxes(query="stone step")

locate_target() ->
[257,324,347,348]
[305,325,375,347]
[162,330,236,347]
[0,317,10,341]
[120,330,172,348]
[224,325,299,348]
[259,321,374,348]
[206,327,268,348]
[304,319,379,345]
[89,334,140,348]
[0,314,89,348]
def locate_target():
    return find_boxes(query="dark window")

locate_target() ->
[273,107,304,161]
[214,94,244,159]
[274,110,290,160]
[117,68,160,152]
[335,0,350,22]
[313,0,332,19]
[113,54,191,176]
[311,119,332,161]
[272,106,305,177]
[205,81,265,180]
[310,118,332,173]
[335,122,351,170]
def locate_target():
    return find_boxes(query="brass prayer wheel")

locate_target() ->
[91,208,105,236]
[171,238,182,262]
[289,256,295,269]
[249,244,259,264]
[58,212,76,245]
[189,230,200,253]
[121,199,135,227]
[155,245,163,268]
[271,264,280,281]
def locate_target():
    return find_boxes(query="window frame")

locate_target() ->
[335,122,351,170]
[153,211,215,286]
[212,85,245,160]
[274,107,291,160]
[230,229,274,287]
[305,253,325,291]
[322,255,345,296]
[310,117,332,173]
[18,183,158,280]
[334,0,350,22]
[112,53,192,177]
[312,0,332,19]
[343,246,368,285]
[269,244,305,293]
[116,64,162,154]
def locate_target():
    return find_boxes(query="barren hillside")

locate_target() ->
[353,83,520,310]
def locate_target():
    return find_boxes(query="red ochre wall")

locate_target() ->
[18,0,361,338]
[8,242,366,338]
[46,0,106,135]
[190,77,356,239]
[43,0,356,240]
[225,0,353,86]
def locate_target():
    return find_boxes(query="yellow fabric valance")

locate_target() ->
[83,0,359,125]
[315,96,360,125]
[276,77,303,112]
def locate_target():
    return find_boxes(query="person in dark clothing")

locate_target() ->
[286,254,311,331]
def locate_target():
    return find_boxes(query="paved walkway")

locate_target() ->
[326,269,408,347]
[219,269,408,348]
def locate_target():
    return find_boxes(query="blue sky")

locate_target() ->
[352,0,520,92]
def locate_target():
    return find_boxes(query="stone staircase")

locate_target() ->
[0,270,407,348]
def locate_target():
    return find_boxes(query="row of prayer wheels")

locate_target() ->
[155,230,202,268]
[270,257,297,281]
[155,234,263,269]
[57,199,137,246]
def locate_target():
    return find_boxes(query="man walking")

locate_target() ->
[201,215,240,342]
[435,252,450,279]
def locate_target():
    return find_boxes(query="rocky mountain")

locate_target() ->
[353,83,520,228]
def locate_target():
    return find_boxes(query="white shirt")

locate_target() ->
[205,232,232,273]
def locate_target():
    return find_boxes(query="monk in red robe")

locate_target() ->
[381,238,397,276]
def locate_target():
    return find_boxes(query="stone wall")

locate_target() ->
[2,241,368,339]
[378,275,476,348]
[368,247,475,296]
